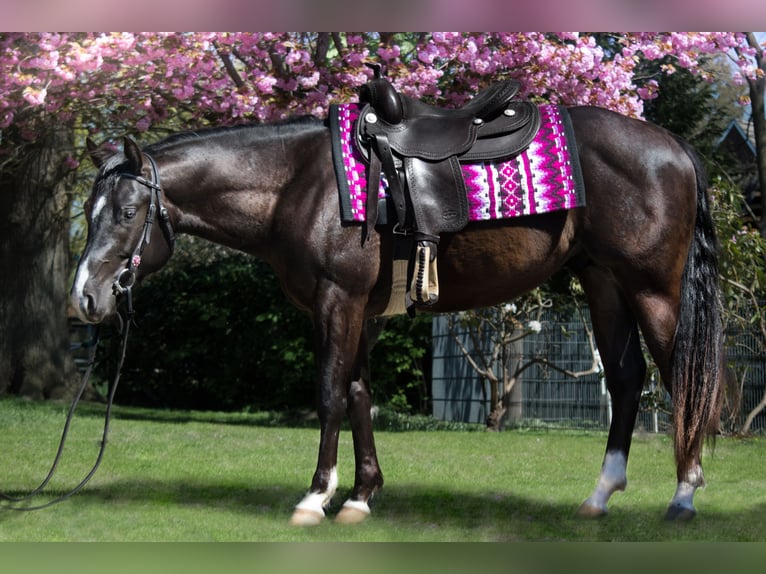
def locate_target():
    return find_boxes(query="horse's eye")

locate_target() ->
[123,207,137,220]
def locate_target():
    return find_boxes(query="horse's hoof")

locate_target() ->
[665,504,696,521]
[289,508,325,526]
[576,501,608,518]
[335,505,370,525]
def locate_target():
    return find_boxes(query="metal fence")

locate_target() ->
[432,309,765,433]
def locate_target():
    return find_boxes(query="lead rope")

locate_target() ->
[0,308,131,511]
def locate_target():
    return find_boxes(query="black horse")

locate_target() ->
[70,102,723,524]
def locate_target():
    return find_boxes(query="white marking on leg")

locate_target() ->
[294,466,338,516]
[669,481,697,512]
[668,463,704,515]
[341,499,371,514]
[335,498,372,524]
[581,450,628,514]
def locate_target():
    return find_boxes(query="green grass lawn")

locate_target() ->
[1,398,765,542]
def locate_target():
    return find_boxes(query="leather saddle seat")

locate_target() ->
[354,70,541,310]
[361,74,519,124]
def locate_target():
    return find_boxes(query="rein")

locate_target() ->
[0,152,173,511]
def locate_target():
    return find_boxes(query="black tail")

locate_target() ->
[671,140,723,479]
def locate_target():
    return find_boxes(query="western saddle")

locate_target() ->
[355,66,541,311]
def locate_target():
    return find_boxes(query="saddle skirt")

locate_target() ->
[331,102,586,225]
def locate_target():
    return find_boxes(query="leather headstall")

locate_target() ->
[112,153,175,316]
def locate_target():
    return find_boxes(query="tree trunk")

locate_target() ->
[485,400,506,432]
[746,33,766,238]
[739,34,766,432]
[749,79,766,237]
[485,374,504,431]
[0,126,79,399]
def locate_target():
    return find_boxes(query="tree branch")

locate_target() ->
[314,33,330,66]
[448,315,493,380]
[741,384,766,435]
[525,355,600,379]
[213,41,245,89]
[268,47,287,78]
[331,33,344,55]
[745,32,764,63]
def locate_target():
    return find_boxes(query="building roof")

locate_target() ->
[715,120,757,162]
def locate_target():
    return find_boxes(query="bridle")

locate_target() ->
[112,152,175,318]
[0,151,175,511]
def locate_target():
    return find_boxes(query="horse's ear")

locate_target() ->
[86,137,117,169]
[123,136,144,175]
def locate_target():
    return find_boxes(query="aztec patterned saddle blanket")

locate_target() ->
[332,102,585,226]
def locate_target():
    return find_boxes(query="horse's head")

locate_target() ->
[70,136,175,323]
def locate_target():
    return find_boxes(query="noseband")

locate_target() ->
[112,152,175,316]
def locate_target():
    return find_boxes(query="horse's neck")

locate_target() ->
[159,127,321,256]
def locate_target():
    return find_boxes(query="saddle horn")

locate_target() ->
[359,63,403,125]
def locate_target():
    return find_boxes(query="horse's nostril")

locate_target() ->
[84,294,96,316]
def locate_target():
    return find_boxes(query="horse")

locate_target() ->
[70,102,723,525]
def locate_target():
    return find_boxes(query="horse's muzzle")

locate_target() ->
[70,281,117,325]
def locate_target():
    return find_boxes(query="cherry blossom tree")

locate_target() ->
[0,32,760,398]
[1,32,755,144]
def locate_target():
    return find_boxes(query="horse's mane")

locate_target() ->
[145,115,324,153]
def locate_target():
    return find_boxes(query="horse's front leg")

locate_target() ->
[335,323,384,524]
[289,285,367,526]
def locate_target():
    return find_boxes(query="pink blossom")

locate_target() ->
[256,76,277,93]
[377,46,400,61]
[0,112,13,129]
[22,86,46,106]
[299,72,320,89]
[135,116,152,131]
[278,78,298,92]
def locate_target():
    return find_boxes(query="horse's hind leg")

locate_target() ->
[576,266,647,517]
[578,263,708,520]
[630,290,707,521]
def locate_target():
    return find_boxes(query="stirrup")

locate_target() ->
[409,241,439,307]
